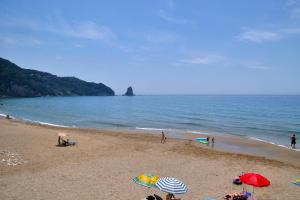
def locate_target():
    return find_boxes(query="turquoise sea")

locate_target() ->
[0,95,299,150]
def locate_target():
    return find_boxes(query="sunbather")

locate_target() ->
[224,192,247,200]
[166,193,181,200]
[154,194,163,200]
[233,176,242,185]
[146,195,155,200]
[66,139,76,146]
[59,139,76,146]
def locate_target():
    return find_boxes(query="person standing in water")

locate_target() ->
[161,131,166,143]
[291,134,297,149]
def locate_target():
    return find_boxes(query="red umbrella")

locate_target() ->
[240,173,270,187]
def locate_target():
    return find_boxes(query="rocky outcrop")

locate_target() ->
[123,86,135,96]
[0,57,115,97]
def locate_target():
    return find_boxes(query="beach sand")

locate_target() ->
[0,118,299,200]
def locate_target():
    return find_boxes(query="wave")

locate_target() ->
[0,113,69,128]
[248,137,300,152]
[179,115,213,122]
[187,131,210,135]
[21,118,70,128]
[176,122,205,127]
[136,127,164,131]
[0,113,15,119]
[0,113,7,117]
[98,121,129,128]
[241,126,285,133]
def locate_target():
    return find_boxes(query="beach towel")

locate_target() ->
[243,191,252,197]
[293,179,300,186]
[204,197,216,200]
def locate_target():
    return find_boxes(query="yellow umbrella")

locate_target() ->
[133,173,159,188]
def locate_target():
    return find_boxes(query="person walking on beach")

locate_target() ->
[291,134,297,149]
[161,131,166,143]
[206,136,210,142]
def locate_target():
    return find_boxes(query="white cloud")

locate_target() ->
[286,0,300,18]
[179,55,225,65]
[49,21,114,41]
[0,16,115,42]
[158,9,193,25]
[0,35,43,46]
[55,55,63,60]
[247,65,270,70]
[146,31,178,43]
[281,28,300,34]
[241,60,270,70]
[157,0,193,25]
[290,8,300,18]
[287,0,300,5]
[167,0,175,11]
[74,44,83,48]
[236,1,300,43]
[246,64,270,70]
[237,27,300,43]
[176,52,270,70]
[238,29,281,43]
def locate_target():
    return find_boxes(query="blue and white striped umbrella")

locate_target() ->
[156,177,188,194]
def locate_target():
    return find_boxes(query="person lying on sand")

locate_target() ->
[224,192,247,200]
[59,139,76,146]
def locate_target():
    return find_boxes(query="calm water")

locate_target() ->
[0,95,299,149]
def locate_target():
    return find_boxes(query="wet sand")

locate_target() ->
[0,118,299,200]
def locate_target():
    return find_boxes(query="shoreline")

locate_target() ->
[1,117,300,200]
[1,117,299,168]
[2,112,299,152]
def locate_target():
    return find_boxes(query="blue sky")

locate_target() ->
[0,0,300,95]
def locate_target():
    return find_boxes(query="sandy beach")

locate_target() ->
[0,118,299,200]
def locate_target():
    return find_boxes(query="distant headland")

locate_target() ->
[0,57,115,97]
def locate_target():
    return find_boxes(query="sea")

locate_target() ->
[0,95,299,151]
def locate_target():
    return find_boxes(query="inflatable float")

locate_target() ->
[195,138,208,144]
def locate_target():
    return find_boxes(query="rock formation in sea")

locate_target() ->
[123,86,135,96]
[0,57,115,97]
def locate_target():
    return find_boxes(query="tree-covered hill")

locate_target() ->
[0,57,115,97]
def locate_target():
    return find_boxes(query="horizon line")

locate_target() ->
[115,94,300,96]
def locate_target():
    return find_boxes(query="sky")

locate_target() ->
[0,0,300,95]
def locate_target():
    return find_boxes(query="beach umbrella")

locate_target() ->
[133,173,159,188]
[240,173,270,187]
[156,177,188,194]
[240,173,270,196]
